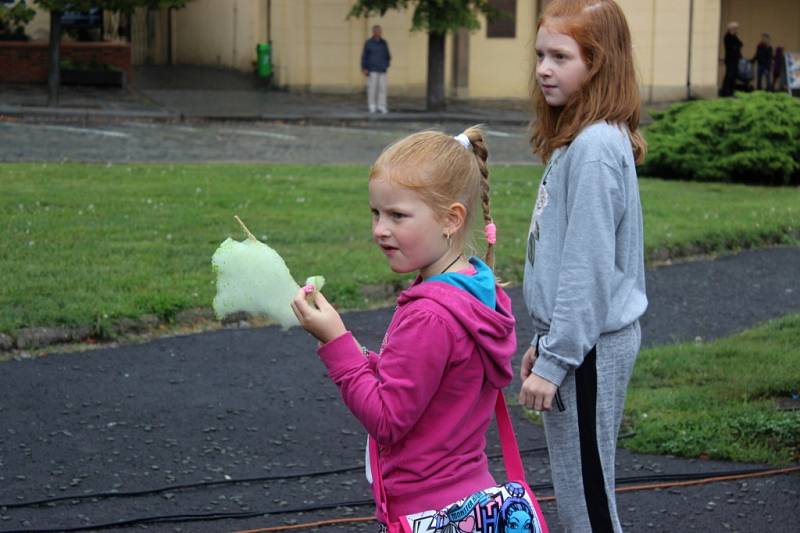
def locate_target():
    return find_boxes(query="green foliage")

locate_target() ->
[623,410,800,464]
[0,1,36,35]
[641,92,800,185]
[348,0,500,34]
[1,163,800,334]
[728,412,800,456]
[137,292,190,323]
[625,314,800,463]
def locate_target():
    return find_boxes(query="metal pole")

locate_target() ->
[687,0,694,100]
[267,0,272,44]
[167,8,172,65]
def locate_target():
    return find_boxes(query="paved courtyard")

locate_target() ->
[0,119,536,165]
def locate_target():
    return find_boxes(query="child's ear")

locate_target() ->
[444,202,467,235]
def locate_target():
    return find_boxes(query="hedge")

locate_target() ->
[641,92,800,185]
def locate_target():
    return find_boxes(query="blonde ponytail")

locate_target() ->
[461,126,495,270]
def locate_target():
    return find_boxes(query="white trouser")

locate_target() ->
[367,71,387,113]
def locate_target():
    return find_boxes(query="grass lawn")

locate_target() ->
[623,314,800,464]
[1,162,799,334]
[521,315,800,464]
[3,162,799,465]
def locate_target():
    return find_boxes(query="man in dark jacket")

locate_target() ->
[751,33,773,91]
[361,25,391,113]
[721,21,743,97]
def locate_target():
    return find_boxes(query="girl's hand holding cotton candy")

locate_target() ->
[290,289,347,344]
[211,216,326,329]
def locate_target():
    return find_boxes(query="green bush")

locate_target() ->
[641,92,800,185]
[0,2,35,37]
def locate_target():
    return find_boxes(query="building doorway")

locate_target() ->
[719,0,800,90]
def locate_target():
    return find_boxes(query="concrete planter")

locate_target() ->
[60,68,126,88]
[0,33,29,41]
[0,41,132,84]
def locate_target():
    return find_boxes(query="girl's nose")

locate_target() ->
[536,59,551,79]
[372,219,389,239]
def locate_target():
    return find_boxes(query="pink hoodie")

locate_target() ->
[317,275,516,522]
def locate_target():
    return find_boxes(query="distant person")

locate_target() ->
[721,21,743,96]
[773,46,787,92]
[751,33,773,91]
[361,25,391,114]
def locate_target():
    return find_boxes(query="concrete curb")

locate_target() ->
[0,105,531,126]
[0,308,228,353]
[257,112,530,126]
[0,106,653,127]
[0,104,178,121]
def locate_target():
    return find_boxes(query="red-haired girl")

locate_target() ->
[518,1,648,531]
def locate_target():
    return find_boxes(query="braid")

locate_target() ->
[462,125,495,270]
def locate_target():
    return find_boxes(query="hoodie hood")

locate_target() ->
[427,256,497,309]
[397,258,516,388]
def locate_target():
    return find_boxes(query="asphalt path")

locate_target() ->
[0,119,536,165]
[1,247,799,533]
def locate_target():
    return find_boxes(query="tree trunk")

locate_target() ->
[426,31,446,111]
[47,10,63,106]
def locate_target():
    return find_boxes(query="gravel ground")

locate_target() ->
[0,246,798,533]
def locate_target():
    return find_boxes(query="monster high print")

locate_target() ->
[530,177,548,244]
[401,481,544,533]
[370,394,548,533]
[528,149,564,266]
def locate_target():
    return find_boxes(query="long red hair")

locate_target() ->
[530,0,646,164]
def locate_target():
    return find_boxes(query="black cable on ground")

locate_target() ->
[0,464,363,509]
[0,418,629,510]
[0,444,553,510]
[2,466,798,533]
[0,499,375,533]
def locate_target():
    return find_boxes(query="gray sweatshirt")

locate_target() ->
[523,121,648,386]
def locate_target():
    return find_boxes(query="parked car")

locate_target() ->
[61,8,102,29]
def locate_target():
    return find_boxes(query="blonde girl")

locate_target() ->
[292,127,517,528]
[518,1,648,531]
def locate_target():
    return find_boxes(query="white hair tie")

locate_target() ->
[453,133,471,149]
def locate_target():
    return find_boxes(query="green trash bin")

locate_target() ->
[256,43,272,79]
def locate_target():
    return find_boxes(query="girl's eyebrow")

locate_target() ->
[370,204,401,213]
[536,45,573,55]
[374,201,408,209]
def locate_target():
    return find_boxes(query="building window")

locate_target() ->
[487,0,516,39]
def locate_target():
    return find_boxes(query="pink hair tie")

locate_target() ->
[485,223,497,244]
[302,284,316,294]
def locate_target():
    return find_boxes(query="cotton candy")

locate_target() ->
[212,217,326,328]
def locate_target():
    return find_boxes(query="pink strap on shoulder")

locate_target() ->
[494,392,526,482]
[368,435,389,520]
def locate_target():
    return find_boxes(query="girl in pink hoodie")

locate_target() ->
[291,127,517,528]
